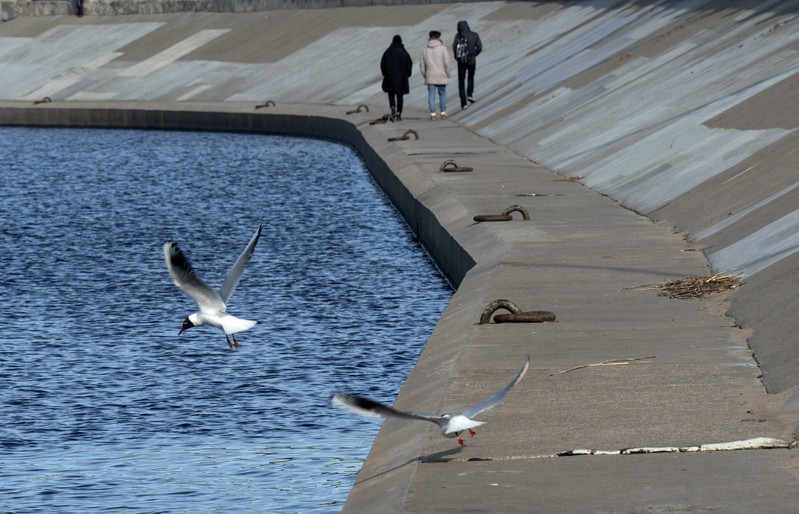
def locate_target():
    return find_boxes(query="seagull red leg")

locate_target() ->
[225,334,234,349]
[468,429,477,438]
[232,333,240,349]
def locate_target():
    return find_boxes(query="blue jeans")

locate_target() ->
[427,84,447,114]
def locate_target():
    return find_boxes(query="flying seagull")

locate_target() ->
[332,357,529,445]
[163,224,262,349]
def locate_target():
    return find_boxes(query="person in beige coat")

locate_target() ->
[419,30,452,120]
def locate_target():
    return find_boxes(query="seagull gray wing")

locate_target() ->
[219,224,262,305]
[332,393,448,427]
[462,357,530,418]
[163,241,225,313]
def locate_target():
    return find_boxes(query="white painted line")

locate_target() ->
[66,91,118,101]
[176,84,212,102]
[22,52,122,100]
[118,29,229,78]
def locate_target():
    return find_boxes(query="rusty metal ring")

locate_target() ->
[501,205,530,220]
[346,104,369,115]
[479,299,556,324]
[473,214,513,222]
[387,129,419,142]
[474,204,530,222]
[254,100,276,109]
[494,311,557,323]
[439,159,473,172]
[479,299,522,324]
[33,96,52,105]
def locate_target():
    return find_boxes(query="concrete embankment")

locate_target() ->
[2,1,799,511]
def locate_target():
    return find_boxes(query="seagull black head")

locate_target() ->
[179,316,196,335]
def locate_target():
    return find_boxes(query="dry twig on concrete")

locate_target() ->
[629,273,741,299]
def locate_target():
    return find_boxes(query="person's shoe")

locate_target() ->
[430,113,436,121]
[461,104,468,110]
[441,112,448,120]
[468,96,476,103]
[395,113,402,121]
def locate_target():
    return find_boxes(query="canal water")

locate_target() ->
[0,127,452,513]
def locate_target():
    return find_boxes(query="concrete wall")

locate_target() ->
[0,1,797,389]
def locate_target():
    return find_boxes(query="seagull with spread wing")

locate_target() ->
[332,357,529,445]
[163,224,262,349]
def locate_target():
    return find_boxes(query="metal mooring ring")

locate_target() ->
[254,100,276,109]
[494,311,557,323]
[346,104,369,115]
[33,97,52,105]
[474,204,530,222]
[473,214,513,222]
[501,204,530,220]
[439,159,473,172]
[479,299,556,324]
[387,129,419,142]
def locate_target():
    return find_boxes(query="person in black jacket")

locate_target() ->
[452,21,482,110]
[380,35,413,121]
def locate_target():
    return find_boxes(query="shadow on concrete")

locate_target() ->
[353,446,464,487]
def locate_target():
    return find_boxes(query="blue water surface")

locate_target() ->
[0,127,452,513]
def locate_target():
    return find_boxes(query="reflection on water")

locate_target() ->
[0,127,452,513]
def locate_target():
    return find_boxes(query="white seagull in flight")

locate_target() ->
[163,224,262,349]
[332,357,529,445]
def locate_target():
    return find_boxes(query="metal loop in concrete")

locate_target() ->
[479,299,522,324]
[387,129,419,142]
[439,159,473,172]
[346,104,369,115]
[494,311,556,323]
[473,214,513,222]
[474,205,529,222]
[501,204,530,220]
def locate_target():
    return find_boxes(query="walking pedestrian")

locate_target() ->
[452,20,482,110]
[380,35,413,121]
[419,30,451,121]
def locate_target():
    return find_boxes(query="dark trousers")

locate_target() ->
[388,93,404,114]
[457,62,476,107]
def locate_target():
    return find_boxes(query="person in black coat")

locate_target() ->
[380,35,413,121]
[452,20,482,110]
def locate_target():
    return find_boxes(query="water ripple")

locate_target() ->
[0,127,452,513]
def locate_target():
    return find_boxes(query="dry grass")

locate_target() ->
[629,273,742,299]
